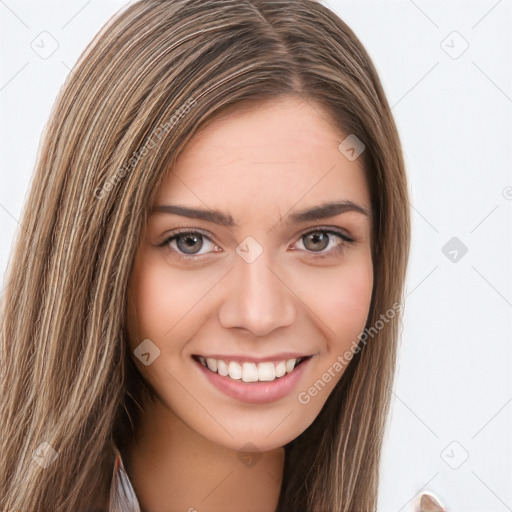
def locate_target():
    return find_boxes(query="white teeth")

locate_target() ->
[206,358,217,372]
[275,361,286,378]
[285,359,297,373]
[197,355,306,382]
[241,362,258,382]
[228,361,242,380]
[217,359,228,376]
[258,361,275,381]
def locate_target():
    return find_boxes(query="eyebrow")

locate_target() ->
[151,200,370,227]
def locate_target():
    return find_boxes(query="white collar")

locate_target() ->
[109,446,142,512]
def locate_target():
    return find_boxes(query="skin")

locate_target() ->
[123,95,373,512]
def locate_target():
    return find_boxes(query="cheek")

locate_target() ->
[310,255,373,345]
[332,265,373,332]
[128,262,170,343]
[126,258,202,393]
[128,256,205,343]
[295,258,373,409]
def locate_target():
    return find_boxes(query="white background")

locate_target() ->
[1,1,511,511]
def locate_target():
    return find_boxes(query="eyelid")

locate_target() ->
[291,225,354,243]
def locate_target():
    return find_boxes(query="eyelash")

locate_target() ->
[157,227,355,262]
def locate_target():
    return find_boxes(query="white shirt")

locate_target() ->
[109,447,142,512]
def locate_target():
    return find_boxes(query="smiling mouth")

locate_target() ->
[192,355,311,383]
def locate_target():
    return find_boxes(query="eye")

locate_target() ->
[292,228,354,259]
[158,230,220,259]
[158,227,355,261]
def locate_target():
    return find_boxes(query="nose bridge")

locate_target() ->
[218,237,295,335]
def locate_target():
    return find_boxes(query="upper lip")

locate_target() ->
[192,353,311,364]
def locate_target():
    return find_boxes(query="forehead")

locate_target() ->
[155,96,370,221]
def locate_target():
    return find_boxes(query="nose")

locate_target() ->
[218,248,296,337]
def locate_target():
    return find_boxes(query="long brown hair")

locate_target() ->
[0,1,410,510]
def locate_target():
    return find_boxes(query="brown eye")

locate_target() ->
[302,232,330,252]
[159,230,220,258]
[175,233,204,254]
[294,229,354,259]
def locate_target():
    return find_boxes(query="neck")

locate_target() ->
[122,398,285,512]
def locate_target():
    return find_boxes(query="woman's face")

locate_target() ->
[127,95,373,452]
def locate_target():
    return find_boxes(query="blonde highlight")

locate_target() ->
[1,1,410,510]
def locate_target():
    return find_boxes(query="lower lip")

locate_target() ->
[195,358,311,404]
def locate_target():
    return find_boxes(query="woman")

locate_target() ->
[0,0,410,511]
